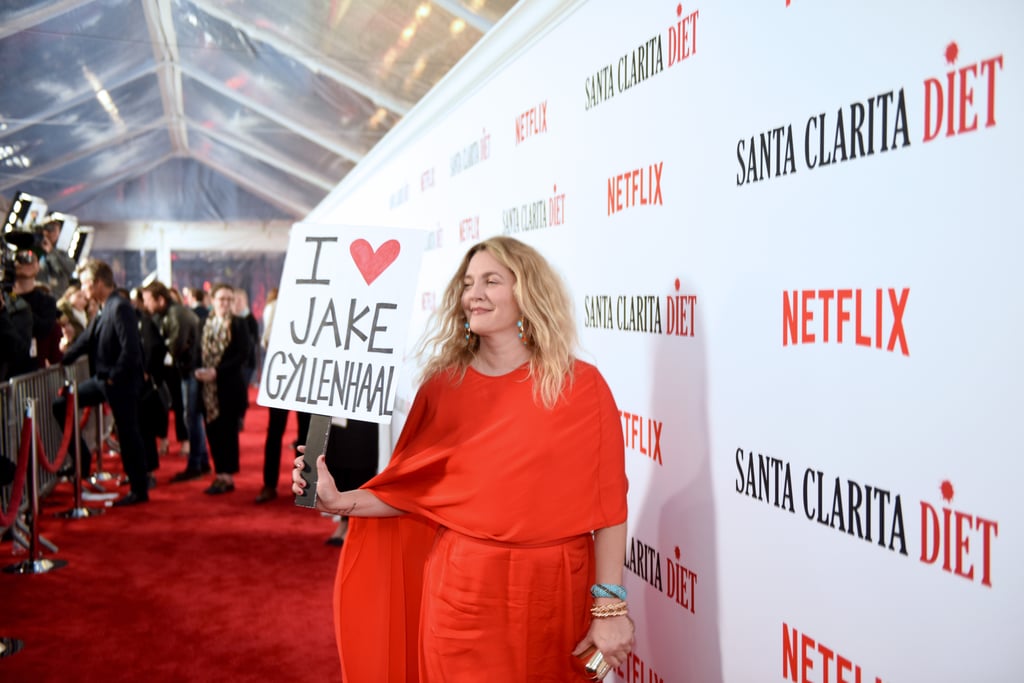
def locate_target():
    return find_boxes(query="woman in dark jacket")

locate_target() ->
[195,283,253,494]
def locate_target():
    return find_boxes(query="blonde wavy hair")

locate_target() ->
[418,237,576,408]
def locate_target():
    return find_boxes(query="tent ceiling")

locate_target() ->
[0,0,516,222]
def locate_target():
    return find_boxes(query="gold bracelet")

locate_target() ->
[590,600,629,618]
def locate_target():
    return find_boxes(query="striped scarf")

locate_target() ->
[201,313,232,423]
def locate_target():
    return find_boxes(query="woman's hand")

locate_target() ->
[572,613,635,670]
[194,367,216,383]
[291,449,344,513]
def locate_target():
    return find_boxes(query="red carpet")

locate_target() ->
[0,396,343,682]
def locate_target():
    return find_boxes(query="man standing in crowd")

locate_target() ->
[37,217,77,296]
[232,287,259,385]
[55,259,149,506]
[142,280,211,481]
[183,286,209,323]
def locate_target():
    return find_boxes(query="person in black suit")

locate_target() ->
[231,287,260,430]
[184,286,209,324]
[54,259,149,506]
[194,283,253,495]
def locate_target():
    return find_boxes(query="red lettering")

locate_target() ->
[801,290,815,343]
[818,290,834,342]
[923,77,943,142]
[801,633,816,683]
[920,501,940,564]
[855,289,871,347]
[817,641,835,683]
[976,516,999,587]
[784,622,883,683]
[958,64,978,133]
[980,55,1003,127]
[886,288,909,355]
[784,291,798,346]
[783,622,798,681]
[954,510,974,580]
[924,55,1002,143]
[836,290,852,343]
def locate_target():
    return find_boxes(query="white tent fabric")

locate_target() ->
[0,0,517,222]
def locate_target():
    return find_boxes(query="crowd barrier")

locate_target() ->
[0,358,92,543]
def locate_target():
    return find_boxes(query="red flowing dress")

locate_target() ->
[333,361,627,682]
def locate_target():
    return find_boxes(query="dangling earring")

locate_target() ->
[464,321,471,342]
[517,318,528,345]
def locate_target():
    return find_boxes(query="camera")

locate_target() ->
[2,190,46,295]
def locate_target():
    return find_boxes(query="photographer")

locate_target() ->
[37,217,77,296]
[11,249,62,370]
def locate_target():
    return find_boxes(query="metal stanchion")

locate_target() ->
[56,378,103,519]
[90,404,114,483]
[4,398,67,575]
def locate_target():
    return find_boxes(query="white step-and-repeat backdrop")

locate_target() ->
[309,1,1022,680]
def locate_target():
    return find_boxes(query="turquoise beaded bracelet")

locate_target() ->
[590,583,627,600]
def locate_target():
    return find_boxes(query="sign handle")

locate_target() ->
[295,414,332,509]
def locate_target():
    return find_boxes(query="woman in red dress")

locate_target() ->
[294,236,633,681]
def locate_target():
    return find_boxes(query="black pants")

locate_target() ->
[262,409,310,489]
[53,376,148,496]
[166,366,187,442]
[52,376,108,476]
[206,415,240,475]
[106,382,149,496]
[323,419,379,491]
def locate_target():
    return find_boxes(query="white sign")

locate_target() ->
[257,223,427,423]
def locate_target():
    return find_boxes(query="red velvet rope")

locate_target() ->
[35,396,77,474]
[0,417,33,528]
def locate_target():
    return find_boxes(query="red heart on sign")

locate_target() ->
[350,239,401,285]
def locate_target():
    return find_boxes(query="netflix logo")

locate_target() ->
[923,43,1003,143]
[608,162,663,215]
[458,216,479,242]
[619,409,663,465]
[514,100,548,145]
[615,651,665,683]
[420,167,435,192]
[782,288,909,356]
[783,622,885,683]
[420,291,436,312]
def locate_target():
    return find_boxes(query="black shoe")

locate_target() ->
[325,536,344,547]
[112,492,148,507]
[170,468,202,483]
[254,487,277,504]
[147,474,157,490]
[204,480,235,495]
